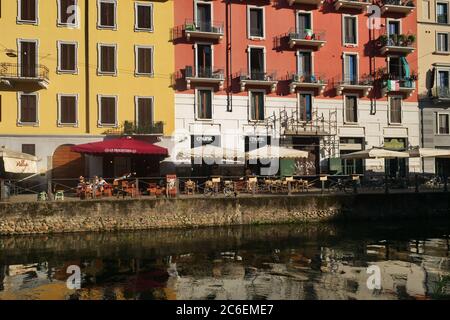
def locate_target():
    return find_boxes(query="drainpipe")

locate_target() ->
[226,0,232,112]
[84,0,90,133]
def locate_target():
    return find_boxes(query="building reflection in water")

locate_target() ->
[0,223,449,300]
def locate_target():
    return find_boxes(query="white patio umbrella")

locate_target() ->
[177,145,245,162]
[246,145,309,160]
[340,147,409,160]
[408,148,450,158]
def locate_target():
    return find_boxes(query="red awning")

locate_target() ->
[71,136,168,156]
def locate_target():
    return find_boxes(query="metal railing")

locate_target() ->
[184,19,224,34]
[382,0,415,6]
[382,74,416,89]
[184,65,224,79]
[103,121,164,135]
[288,29,327,42]
[239,70,277,82]
[378,32,416,48]
[338,74,374,86]
[0,62,49,81]
[1,173,448,202]
[289,72,326,84]
[433,86,450,99]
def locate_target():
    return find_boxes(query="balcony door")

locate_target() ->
[249,47,265,80]
[19,40,37,78]
[297,51,312,79]
[196,44,212,77]
[343,54,357,84]
[297,12,311,36]
[438,70,450,97]
[196,2,212,32]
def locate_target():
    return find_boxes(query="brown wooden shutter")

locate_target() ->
[101,97,115,125]
[60,96,76,124]
[21,0,36,21]
[60,0,75,24]
[101,46,115,73]
[101,2,115,27]
[138,47,152,74]
[21,94,37,123]
[138,98,153,127]
[138,5,152,29]
[61,43,76,71]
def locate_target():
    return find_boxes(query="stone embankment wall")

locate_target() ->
[0,193,449,235]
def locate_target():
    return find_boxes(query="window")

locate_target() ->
[58,0,77,26]
[437,32,450,52]
[248,7,264,38]
[297,12,311,35]
[299,93,312,122]
[135,2,153,31]
[389,57,410,81]
[438,70,450,97]
[423,0,431,19]
[437,2,449,24]
[250,91,264,121]
[388,20,401,37]
[98,96,117,126]
[135,46,153,76]
[58,42,77,73]
[249,47,265,80]
[343,16,357,45]
[389,96,402,124]
[297,51,312,78]
[58,94,77,126]
[196,89,212,120]
[196,44,212,77]
[437,113,450,134]
[18,0,37,23]
[343,54,357,84]
[22,144,36,156]
[18,93,38,125]
[98,0,116,29]
[98,44,117,75]
[344,95,358,123]
[136,97,154,129]
[195,2,212,32]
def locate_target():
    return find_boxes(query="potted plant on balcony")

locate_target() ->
[398,34,406,46]
[407,34,416,46]
[378,34,388,46]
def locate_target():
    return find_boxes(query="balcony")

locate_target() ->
[103,121,164,136]
[0,63,49,88]
[184,65,225,90]
[288,73,326,94]
[380,0,415,16]
[433,86,450,101]
[287,29,326,49]
[184,19,224,41]
[381,75,416,97]
[379,33,416,55]
[288,0,324,7]
[239,70,278,93]
[334,0,370,11]
[335,75,374,97]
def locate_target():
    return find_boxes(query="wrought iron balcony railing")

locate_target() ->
[0,63,49,81]
[433,86,450,100]
[104,121,164,135]
[185,66,224,80]
[184,19,224,40]
[287,29,326,48]
[378,32,416,54]
[289,72,326,84]
[240,70,277,82]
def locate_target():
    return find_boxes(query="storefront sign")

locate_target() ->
[191,135,220,147]
[4,157,38,174]
[384,138,406,151]
[245,136,271,152]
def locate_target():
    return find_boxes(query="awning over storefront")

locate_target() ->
[246,145,309,160]
[408,148,450,158]
[0,148,38,174]
[340,147,409,160]
[71,136,168,156]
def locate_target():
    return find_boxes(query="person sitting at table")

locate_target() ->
[98,177,108,191]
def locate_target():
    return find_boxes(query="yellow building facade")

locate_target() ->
[0,0,174,179]
[417,0,450,174]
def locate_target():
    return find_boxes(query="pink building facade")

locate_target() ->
[172,0,420,176]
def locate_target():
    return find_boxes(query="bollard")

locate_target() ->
[135,178,139,198]
[47,180,53,200]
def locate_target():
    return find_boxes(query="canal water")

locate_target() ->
[0,221,449,300]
